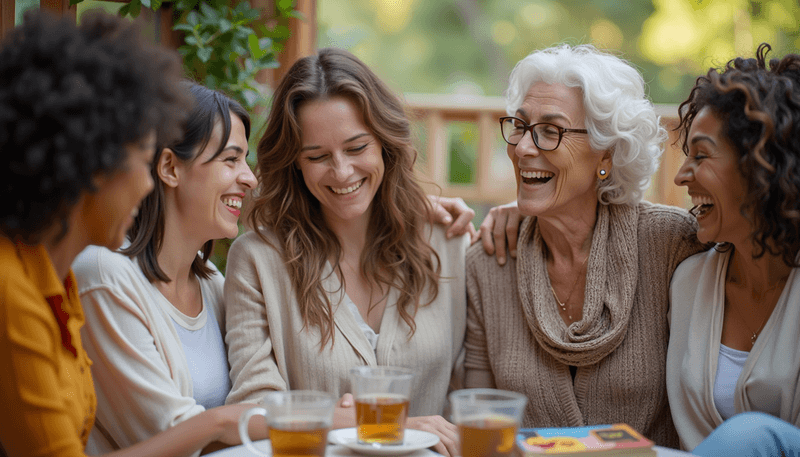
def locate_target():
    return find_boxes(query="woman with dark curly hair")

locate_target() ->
[223,48,470,457]
[0,10,256,457]
[668,43,800,455]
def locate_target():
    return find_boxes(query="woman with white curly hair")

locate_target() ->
[465,44,704,447]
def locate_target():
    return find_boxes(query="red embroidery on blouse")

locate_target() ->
[45,295,77,357]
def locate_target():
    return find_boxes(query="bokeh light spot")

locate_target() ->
[372,0,414,35]
[590,19,623,50]
[491,20,517,46]
[520,2,553,28]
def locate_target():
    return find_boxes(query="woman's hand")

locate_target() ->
[333,393,356,429]
[215,403,266,445]
[428,195,479,242]
[478,201,521,266]
[406,415,459,457]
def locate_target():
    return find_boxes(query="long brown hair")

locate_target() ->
[250,48,440,347]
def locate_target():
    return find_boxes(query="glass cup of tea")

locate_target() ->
[449,388,528,457]
[238,390,336,457]
[349,366,415,446]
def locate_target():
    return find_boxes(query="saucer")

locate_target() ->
[328,428,439,456]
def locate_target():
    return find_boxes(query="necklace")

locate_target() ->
[726,292,776,349]
[549,254,589,322]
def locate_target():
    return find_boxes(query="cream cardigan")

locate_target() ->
[224,225,469,417]
[464,202,702,448]
[73,244,224,457]
[667,248,800,450]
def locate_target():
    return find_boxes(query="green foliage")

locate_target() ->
[69,0,296,111]
[447,123,476,185]
[174,2,281,109]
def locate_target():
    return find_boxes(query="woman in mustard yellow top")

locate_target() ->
[0,10,261,457]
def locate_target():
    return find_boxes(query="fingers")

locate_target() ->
[430,201,454,226]
[337,393,354,408]
[333,393,355,429]
[491,209,509,266]
[479,209,498,256]
[505,209,521,259]
[432,441,452,457]
[406,415,459,457]
[443,198,475,240]
[427,195,477,239]
[467,223,480,245]
[478,201,521,265]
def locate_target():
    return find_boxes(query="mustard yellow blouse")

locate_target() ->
[0,237,96,457]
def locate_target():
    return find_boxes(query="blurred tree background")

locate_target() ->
[318,0,799,104]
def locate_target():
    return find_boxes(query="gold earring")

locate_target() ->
[597,168,608,180]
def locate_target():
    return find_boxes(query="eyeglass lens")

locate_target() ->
[501,118,563,150]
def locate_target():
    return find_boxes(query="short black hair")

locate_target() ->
[0,10,188,243]
[122,81,251,283]
[678,43,800,267]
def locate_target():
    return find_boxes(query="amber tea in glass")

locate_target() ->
[350,366,415,445]
[239,390,335,457]
[354,393,410,444]
[458,415,518,457]
[450,389,528,457]
[269,418,329,457]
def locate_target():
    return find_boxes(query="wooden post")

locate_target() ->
[40,0,77,22]
[277,0,316,80]
[252,0,317,89]
[477,112,495,197]
[0,1,14,41]
[157,5,181,50]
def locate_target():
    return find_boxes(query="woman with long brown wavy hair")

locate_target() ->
[223,48,469,457]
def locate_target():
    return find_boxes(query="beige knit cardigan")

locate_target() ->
[464,202,702,448]
[224,224,469,417]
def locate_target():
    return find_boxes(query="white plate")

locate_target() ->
[328,428,439,456]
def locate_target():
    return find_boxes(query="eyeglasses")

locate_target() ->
[499,116,588,150]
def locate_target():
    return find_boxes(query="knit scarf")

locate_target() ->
[517,203,639,366]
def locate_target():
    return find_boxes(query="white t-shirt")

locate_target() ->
[170,299,231,409]
[713,344,748,420]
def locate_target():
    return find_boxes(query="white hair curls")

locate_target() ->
[505,44,666,206]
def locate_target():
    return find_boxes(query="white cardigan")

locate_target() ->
[73,245,225,456]
[224,225,469,417]
[667,248,800,450]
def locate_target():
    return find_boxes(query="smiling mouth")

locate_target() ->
[689,195,714,218]
[222,196,243,209]
[329,178,365,195]
[521,170,554,185]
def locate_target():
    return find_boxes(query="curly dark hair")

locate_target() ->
[677,43,800,267]
[0,10,188,244]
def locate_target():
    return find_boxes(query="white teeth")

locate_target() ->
[691,195,714,207]
[330,180,364,195]
[222,197,242,209]
[521,170,555,179]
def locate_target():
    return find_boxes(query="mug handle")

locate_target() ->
[239,406,270,457]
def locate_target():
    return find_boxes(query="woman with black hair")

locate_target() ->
[668,43,800,456]
[73,81,259,455]
[0,11,257,457]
